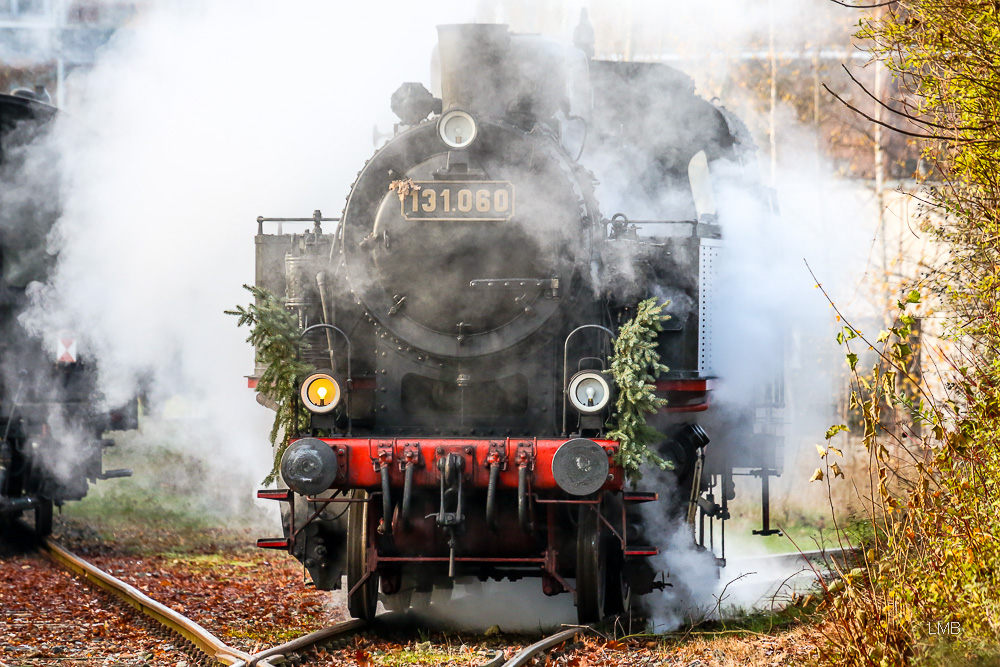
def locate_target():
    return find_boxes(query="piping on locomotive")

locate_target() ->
[0,90,136,537]
[249,21,783,623]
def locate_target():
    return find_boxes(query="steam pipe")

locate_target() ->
[485,463,499,530]
[686,450,704,528]
[517,465,531,532]
[437,24,511,117]
[380,465,392,535]
[315,272,336,373]
[401,461,414,530]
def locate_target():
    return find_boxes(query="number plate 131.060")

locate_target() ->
[401,181,515,221]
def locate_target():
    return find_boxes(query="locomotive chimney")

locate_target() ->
[436,24,511,119]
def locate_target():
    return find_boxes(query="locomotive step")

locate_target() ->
[623,491,658,503]
[257,489,293,501]
[256,537,291,550]
[624,545,660,557]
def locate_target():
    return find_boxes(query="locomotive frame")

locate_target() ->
[249,20,783,623]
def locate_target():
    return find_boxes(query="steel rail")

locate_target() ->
[41,539,253,666]
[476,651,506,667]
[502,626,592,667]
[245,618,368,667]
[726,546,862,571]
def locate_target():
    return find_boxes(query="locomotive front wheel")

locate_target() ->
[575,502,607,624]
[347,491,378,620]
[602,496,630,616]
[34,497,53,537]
[603,538,631,616]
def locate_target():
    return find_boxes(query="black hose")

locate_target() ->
[401,461,414,530]
[380,465,392,535]
[486,463,499,530]
[518,465,531,533]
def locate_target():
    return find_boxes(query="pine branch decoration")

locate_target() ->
[606,298,671,483]
[226,284,310,485]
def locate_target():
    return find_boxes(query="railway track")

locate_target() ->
[457,552,861,667]
[725,546,862,574]
[283,623,595,667]
[15,531,853,667]
[499,626,593,667]
[35,535,604,667]
[713,546,862,612]
[34,534,538,667]
[34,536,371,667]
[41,539,253,665]
[1,528,191,665]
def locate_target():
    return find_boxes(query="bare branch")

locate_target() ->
[839,64,997,133]
[822,83,997,144]
[827,0,897,7]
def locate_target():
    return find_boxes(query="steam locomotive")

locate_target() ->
[0,90,134,537]
[251,20,782,622]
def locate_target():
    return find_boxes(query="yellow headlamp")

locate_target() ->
[300,371,342,414]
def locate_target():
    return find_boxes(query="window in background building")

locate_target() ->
[16,0,44,14]
[0,0,48,15]
[68,1,100,23]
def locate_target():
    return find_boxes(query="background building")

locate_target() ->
[0,0,140,106]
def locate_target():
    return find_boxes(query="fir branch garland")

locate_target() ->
[226,284,310,485]
[606,297,672,483]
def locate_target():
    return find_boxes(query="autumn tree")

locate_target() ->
[817,3,1000,666]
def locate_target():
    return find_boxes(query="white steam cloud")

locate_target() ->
[25,0,465,494]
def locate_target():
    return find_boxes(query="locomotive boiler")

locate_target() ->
[0,90,134,536]
[250,21,782,622]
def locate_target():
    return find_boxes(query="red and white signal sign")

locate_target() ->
[56,337,78,364]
